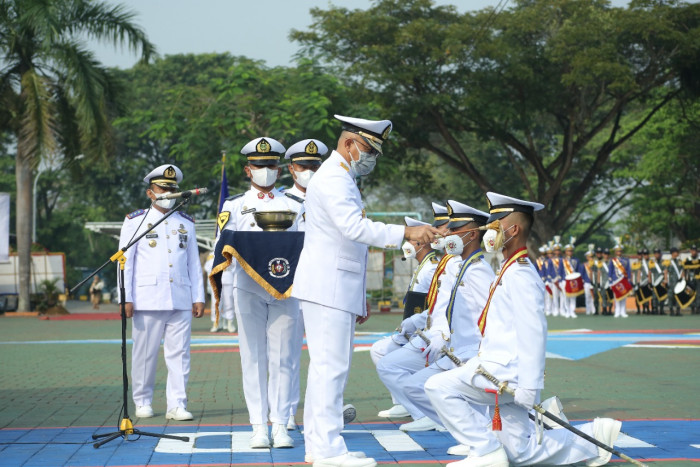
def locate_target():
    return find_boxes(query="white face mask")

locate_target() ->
[294,168,314,188]
[402,241,417,260]
[483,223,515,253]
[154,198,177,210]
[250,167,278,187]
[444,232,474,256]
[430,236,447,250]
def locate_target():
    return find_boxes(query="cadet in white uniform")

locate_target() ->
[425,192,621,467]
[376,201,494,433]
[371,215,440,419]
[204,253,236,332]
[216,137,299,449]
[291,115,438,467]
[119,164,205,422]
[282,138,328,431]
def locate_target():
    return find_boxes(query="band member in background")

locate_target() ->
[665,247,683,317]
[650,248,666,315]
[683,245,699,315]
[609,241,631,318]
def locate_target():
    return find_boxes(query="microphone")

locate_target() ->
[156,187,208,200]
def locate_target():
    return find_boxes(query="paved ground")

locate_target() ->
[0,301,698,466]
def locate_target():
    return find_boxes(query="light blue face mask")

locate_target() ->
[350,140,377,176]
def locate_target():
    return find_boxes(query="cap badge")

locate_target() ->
[382,125,391,140]
[305,141,318,154]
[164,166,176,178]
[256,139,271,153]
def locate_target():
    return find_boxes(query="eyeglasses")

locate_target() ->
[353,139,380,158]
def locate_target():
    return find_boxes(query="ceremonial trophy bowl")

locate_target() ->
[254,210,297,231]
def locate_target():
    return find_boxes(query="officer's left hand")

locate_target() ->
[421,333,448,364]
[357,300,371,325]
[192,302,205,318]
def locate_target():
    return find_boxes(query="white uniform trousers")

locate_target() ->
[234,287,298,425]
[559,281,570,317]
[550,285,561,317]
[301,300,356,459]
[375,341,430,420]
[564,294,577,318]
[212,282,235,323]
[288,306,305,418]
[131,309,192,410]
[401,357,455,424]
[543,287,553,316]
[425,367,598,464]
[370,336,404,405]
[584,283,595,315]
[614,297,628,317]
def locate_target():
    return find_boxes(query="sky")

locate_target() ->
[93,0,629,69]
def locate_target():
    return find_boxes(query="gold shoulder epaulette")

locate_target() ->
[517,257,529,264]
[430,257,439,264]
[662,259,671,267]
[631,262,641,270]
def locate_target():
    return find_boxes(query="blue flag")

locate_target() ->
[215,157,229,236]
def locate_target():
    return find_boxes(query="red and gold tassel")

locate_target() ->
[485,388,502,431]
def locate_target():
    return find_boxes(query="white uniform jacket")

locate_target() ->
[119,208,204,310]
[292,151,405,315]
[409,253,439,294]
[462,254,546,390]
[283,185,307,232]
[429,255,495,358]
[217,186,298,299]
[406,255,460,331]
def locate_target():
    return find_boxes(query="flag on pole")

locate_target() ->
[215,151,229,236]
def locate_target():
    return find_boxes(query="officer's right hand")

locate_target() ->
[405,225,440,244]
[124,302,133,318]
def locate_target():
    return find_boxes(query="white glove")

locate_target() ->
[514,387,537,409]
[421,333,448,364]
[399,316,417,335]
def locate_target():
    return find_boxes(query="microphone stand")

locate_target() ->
[71,196,193,448]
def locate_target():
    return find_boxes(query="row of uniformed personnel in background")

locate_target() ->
[534,241,698,317]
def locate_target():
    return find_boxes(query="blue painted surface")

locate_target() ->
[0,421,697,465]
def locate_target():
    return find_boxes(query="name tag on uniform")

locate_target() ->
[242,207,256,215]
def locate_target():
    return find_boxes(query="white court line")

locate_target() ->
[616,433,654,448]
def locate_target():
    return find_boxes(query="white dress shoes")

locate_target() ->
[305,451,366,463]
[586,418,622,466]
[134,405,154,418]
[312,453,376,467]
[249,424,270,449]
[287,415,298,431]
[377,404,410,418]
[448,446,508,467]
[209,323,221,332]
[226,319,237,332]
[165,407,193,421]
[342,404,357,424]
[447,444,470,456]
[399,416,442,432]
[271,423,294,448]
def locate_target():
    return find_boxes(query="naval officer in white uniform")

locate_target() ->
[282,138,328,430]
[216,137,299,449]
[292,115,439,467]
[370,215,440,420]
[425,192,621,467]
[119,164,205,421]
[376,201,494,433]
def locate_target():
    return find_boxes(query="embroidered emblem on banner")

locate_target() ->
[269,257,291,278]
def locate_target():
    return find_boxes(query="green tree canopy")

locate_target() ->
[0,0,153,310]
[292,0,700,245]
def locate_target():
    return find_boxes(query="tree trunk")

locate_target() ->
[15,144,33,312]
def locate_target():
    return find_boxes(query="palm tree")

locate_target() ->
[0,0,154,311]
